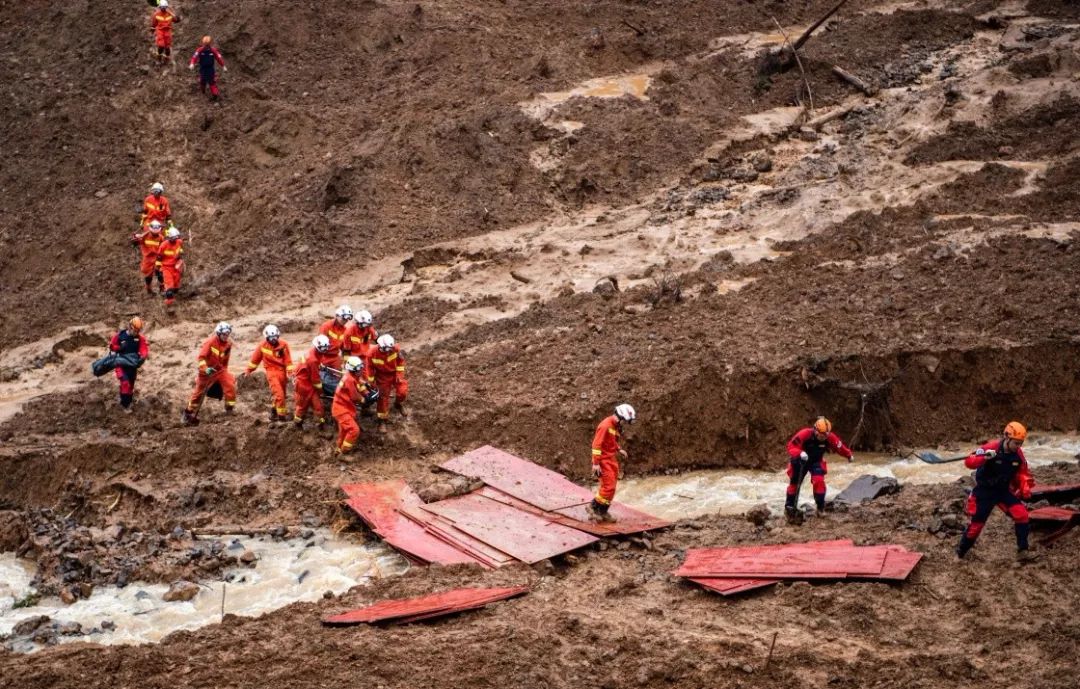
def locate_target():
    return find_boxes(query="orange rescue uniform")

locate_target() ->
[133,229,164,284]
[187,334,236,414]
[292,347,339,424]
[141,194,172,228]
[369,345,408,420]
[150,10,179,49]
[247,338,293,417]
[343,322,378,359]
[591,415,622,505]
[332,372,368,453]
[318,318,349,357]
[157,238,184,304]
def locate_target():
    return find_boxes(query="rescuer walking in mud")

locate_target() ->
[244,324,293,423]
[157,227,184,306]
[140,182,172,228]
[132,220,165,294]
[292,335,339,429]
[785,417,854,522]
[587,404,636,523]
[369,334,409,429]
[189,36,227,102]
[332,356,377,455]
[149,1,181,68]
[319,305,353,357]
[343,309,378,359]
[956,421,1036,561]
[109,317,149,412]
[183,322,236,425]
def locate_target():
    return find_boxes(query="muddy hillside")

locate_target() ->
[1,0,1080,686]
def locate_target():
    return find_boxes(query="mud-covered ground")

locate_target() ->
[2,0,1080,685]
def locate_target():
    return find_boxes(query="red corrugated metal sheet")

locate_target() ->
[1029,506,1080,522]
[323,586,529,626]
[341,481,486,567]
[442,446,670,534]
[688,577,777,596]
[420,493,599,564]
[441,445,595,511]
[1029,483,1080,500]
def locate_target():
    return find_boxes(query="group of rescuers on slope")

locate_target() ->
[105,318,1037,559]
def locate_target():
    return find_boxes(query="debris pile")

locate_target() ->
[342,446,669,567]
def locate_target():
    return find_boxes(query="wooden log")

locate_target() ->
[832,66,877,96]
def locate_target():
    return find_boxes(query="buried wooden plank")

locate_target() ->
[323,586,529,626]
[420,493,599,564]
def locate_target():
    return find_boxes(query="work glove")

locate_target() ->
[223,66,228,72]
[976,448,997,460]
[848,455,855,463]
[799,451,809,461]
[204,367,215,376]
[618,466,625,480]
[188,63,194,71]
[618,448,628,460]
[591,464,601,478]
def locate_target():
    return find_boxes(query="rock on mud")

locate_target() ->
[744,504,771,526]
[162,580,201,603]
[0,510,28,551]
[835,476,901,504]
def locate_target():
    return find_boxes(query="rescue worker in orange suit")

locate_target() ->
[370,334,409,429]
[292,335,339,429]
[587,404,636,523]
[243,324,293,422]
[318,305,353,357]
[332,356,377,454]
[785,417,854,521]
[157,227,184,306]
[109,317,149,412]
[183,322,236,425]
[188,36,227,101]
[133,220,165,294]
[957,422,1036,561]
[343,309,378,360]
[141,182,172,229]
[150,1,181,67]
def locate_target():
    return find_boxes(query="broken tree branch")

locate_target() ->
[805,104,856,129]
[832,65,877,96]
[771,16,814,112]
[793,0,849,52]
[621,19,646,36]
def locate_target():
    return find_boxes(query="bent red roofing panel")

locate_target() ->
[420,493,599,564]
[677,543,889,578]
[1029,506,1080,522]
[323,586,529,626]
[688,577,777,596]
[341,481,484,567]
[441,445,594,511]
[1029,483,1080,500]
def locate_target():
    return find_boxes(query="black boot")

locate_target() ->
[956,534,975,559]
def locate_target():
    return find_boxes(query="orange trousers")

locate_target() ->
[293,380,324,422]
[375,377,408,419]
[264,368,288,416]
[162,265,182,291]
[140,252,159,278]
[594,457,619,505]
[334,409,361,453]
[187,370,236,413]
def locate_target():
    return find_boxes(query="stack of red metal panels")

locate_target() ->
[323,586,529,626]
[342,446,669,568]
[675,539,923,596]
[1029,483,1080,502]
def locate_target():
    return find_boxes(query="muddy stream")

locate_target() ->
[3,434,1077,651]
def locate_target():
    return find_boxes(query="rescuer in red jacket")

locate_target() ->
[785,417,854,521]
[956,421,1036,561]
[319,305,353,357]
[291,335,340,429]
[244,324,293,423]
[183,322,236,425]
[332,356,376,455]
[586,404,636,523]
[109,317,149,412]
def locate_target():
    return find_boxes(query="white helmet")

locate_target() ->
[214,321,233,336]
[263,324,280,340]
[356,310,373,327]
[313,335,331,353]
[615,404,636,423]
[376,334,395,351]
[158,0,169,8]
[166,227,181,240]
[335,305,353,321]
[149,220,163,231]
[150,182,165,194]
[344,356,364,373]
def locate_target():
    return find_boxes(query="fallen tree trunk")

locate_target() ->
[832,65,877,96]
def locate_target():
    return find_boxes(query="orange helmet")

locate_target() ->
[1004,421,1027,442]
[129,317,144,332]
[202,35,212,45]
[813,417,832,434]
